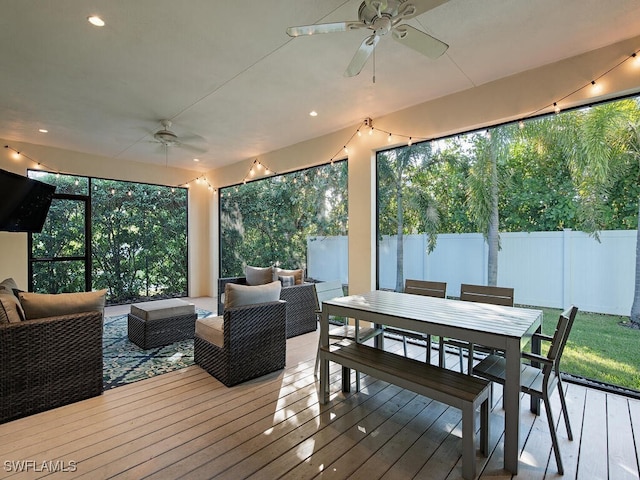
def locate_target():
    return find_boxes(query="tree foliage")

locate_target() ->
[30,173,188,304]
[220,161,348,278]
[376,97,640,303]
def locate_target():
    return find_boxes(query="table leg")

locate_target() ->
[503,339,521,474]
[530,325,542,415]
[374,322,384,349]
[319,308,329,404]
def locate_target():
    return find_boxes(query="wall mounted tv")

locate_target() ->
[0,169,56,233]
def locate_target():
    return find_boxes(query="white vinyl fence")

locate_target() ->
[307,229,637,316]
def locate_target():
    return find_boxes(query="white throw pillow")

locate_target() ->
[224,281,281,309]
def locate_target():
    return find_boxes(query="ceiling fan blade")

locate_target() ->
[396,0,451,20]
[286,21,365,37]
[344,35,379,77]
[179,143,208,154]
[392,25,448,59]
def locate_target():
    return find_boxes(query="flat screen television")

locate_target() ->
[0,169,56,233]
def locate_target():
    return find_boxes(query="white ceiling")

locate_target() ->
[2,0,640,172]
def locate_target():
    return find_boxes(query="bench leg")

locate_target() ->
[341,367,362,393]
[342,366,350,392]
[461,403,476,480]
[480,397,489,456]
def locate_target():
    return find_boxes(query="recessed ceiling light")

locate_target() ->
[88,15,105,27]
[193,158,200,162]
[309,111,318,117]
[38,128,48,133]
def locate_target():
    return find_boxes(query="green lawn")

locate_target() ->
[539,307,640,392]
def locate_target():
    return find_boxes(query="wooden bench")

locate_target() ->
[320,339,490,480]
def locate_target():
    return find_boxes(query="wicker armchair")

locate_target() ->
[218,277,316,338]
[0,311,104,423]
[195,300,287,387]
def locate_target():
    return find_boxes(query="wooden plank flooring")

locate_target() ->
[1,298,639,479]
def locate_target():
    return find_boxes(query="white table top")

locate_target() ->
[323,290,542,338]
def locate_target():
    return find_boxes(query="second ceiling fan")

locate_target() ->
[286,0,450,77]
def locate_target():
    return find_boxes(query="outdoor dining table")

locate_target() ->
[318,289,543,475]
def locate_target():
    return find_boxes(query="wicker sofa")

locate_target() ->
[0,279,105,423]
[218,276,317,338]
[0,311,104,423]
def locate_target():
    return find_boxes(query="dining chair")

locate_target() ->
[472,305,578,475]
[313,280,382,390]
[439,283,514,373]
[384,279,446,364]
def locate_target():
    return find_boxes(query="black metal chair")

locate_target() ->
[439,283,514,373]
[384,279,447,363]
[472,305,578,475]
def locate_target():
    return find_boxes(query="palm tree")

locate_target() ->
[466,127,513,286]
[378,142,434,292]
[559,100,640,324]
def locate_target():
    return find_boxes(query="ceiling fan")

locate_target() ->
[286,0,450,77]
[151,120,207,154]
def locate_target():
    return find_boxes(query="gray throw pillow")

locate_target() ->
[224,281,282,309]
[245,265,274,286]
[0,277,20,295]
[0,292,25,324]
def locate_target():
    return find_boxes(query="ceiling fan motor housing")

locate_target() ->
[360,0,402,24]
[154,129,179,146]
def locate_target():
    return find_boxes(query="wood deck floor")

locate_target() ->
[1,298,639,480]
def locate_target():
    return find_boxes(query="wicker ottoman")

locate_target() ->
[128,299,197,349]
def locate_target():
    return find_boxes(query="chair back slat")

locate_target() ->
[314,281,345,312]
[404,279,447,299]
[551,305,578,372]
[460,283,514,306]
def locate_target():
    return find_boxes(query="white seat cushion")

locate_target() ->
[130,298,195,321]
[196,315,224,347]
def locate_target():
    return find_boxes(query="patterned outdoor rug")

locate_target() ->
[102,308,212,390]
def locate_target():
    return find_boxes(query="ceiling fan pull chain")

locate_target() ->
[373,48,376,84]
